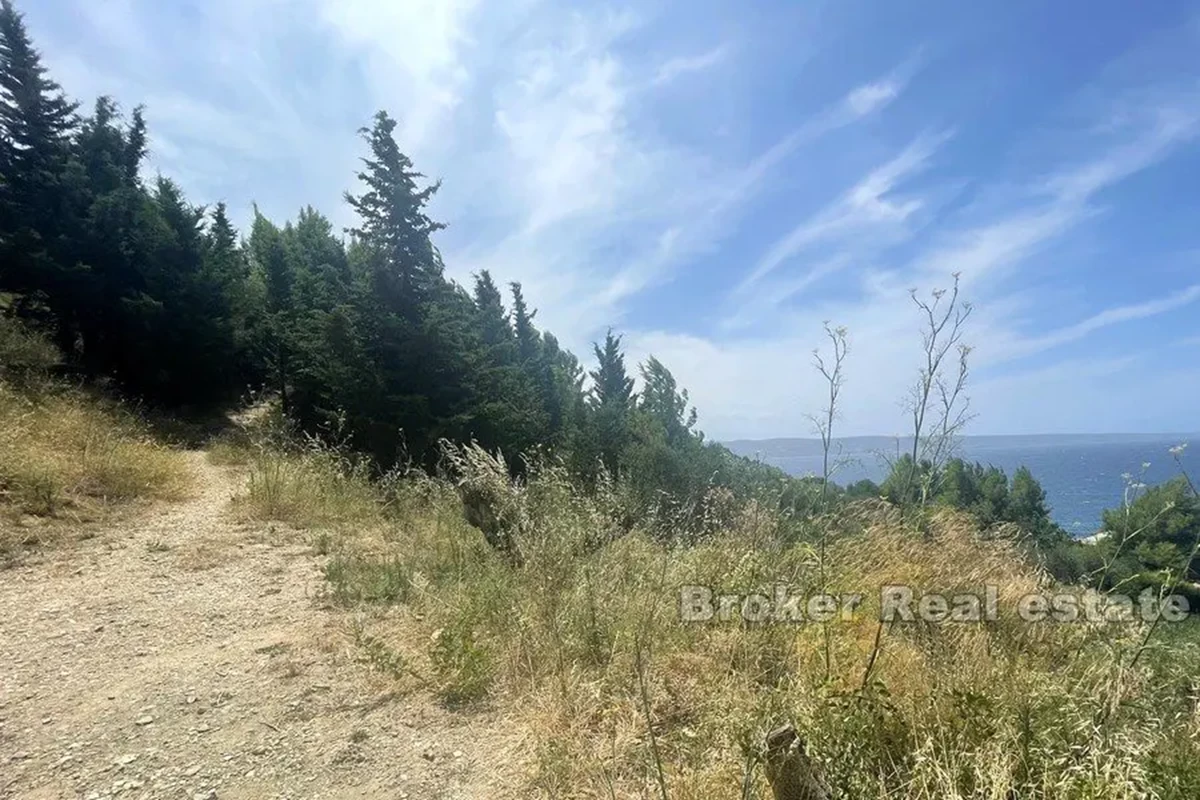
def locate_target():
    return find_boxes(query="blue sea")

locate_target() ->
[724,434,1197,535]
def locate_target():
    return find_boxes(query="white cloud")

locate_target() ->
[28,0,1200,438]
[845,79,901,116]
[315,0,482,153]
[736,132,947,296]
[1001,284,1200,358]
[596,70,916,316]
[625,84,1200,438]
[652,44,731,86]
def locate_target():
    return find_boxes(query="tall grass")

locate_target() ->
[229,409,387,530]
[244,437,1200,798]
[0,379,193,560]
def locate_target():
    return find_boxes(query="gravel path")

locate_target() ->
[0,452,524,799]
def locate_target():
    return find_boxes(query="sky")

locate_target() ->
[25,0,1200,440]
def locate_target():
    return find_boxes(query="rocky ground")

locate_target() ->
[0,452,526,799]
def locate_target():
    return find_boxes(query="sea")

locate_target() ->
[722,434,1198,536]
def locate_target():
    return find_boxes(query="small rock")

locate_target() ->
[184,765,201,777]
[115,753,137,766]
[135,716,154,726]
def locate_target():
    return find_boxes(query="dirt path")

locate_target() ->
[0,452,526,799]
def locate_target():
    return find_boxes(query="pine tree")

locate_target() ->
[1008,466,1062,546]
[509,282,541,364]
[0,0,79,346]
[123,105,146,183]
[344,110,444,318]
[538,330,584,443]
[205,203,242,283]
[288,205,350,312]
[0,0,76,183]
[72,97,146,376]
[585,330,636,477]
[473,270,514,351]
[589,329,635,409]
[639,356,697,443]
[249,210,297,410]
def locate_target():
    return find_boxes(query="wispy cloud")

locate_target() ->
[844,79,901,116]
[627,76,1200,437]
[652,44,731,86]
[1001,284,1200,358]
[736,132,948,296]
[597,70,916,312]
[27,0,1200,437]
[315,0,483,153]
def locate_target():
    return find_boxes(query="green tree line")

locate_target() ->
[3,0,1194,580]
[0,0,782,526]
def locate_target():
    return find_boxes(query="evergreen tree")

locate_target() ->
[344,110,444,318]
[249,210,296,410]
[589,330,635,410]
[336,111,477,464]
[71,96,138,375]
[205,203,243,286]
[510,282,541,364]
[586,330,636,476]
[122,105,146,183]
[287,205,350,312]
[0,0,79,347]
[639,356,697,444]
[472,270,514,352]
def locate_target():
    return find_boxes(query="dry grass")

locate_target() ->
[0,380,192,560]
[233,446,383,530]
[244,440,1200,799]
[226,408,385,532]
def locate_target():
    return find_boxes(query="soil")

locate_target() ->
[0,452,527,799]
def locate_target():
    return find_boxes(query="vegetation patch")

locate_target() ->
[246,432,1200,798]
[0,321,193,562]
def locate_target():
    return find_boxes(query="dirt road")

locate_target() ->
[0,453,523,799]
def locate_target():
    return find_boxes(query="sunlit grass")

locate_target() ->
[243,436,1200,798]
[0,380,193,560]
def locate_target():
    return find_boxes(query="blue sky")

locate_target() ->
[25,0,1200,439]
